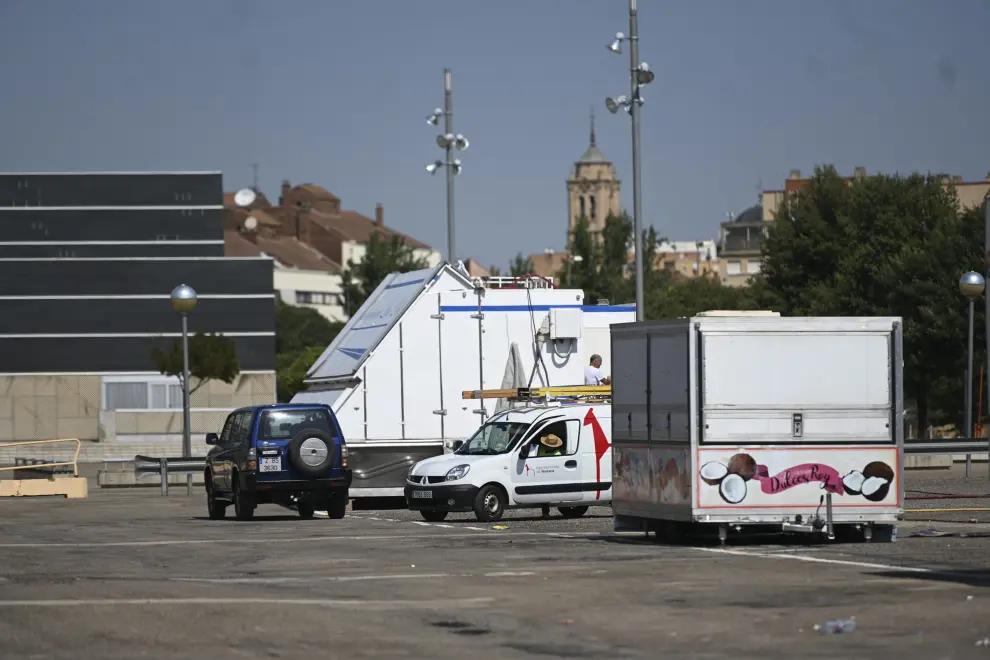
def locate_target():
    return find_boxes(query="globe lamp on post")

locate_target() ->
[959,271,985,478]
[170,284,198,495]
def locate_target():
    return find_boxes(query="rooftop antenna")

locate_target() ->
[251,163,259,193]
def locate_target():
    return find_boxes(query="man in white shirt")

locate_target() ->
[584,354,611,385]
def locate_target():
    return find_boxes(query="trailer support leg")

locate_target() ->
[717,523,728,546]
[825,493,835,541]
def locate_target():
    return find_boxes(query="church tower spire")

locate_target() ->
[589,106,597,148]
[568,109,621,241]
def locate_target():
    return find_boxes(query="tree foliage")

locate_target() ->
[509,253,535,277]
[756,165,985,431]
[274,300,344,402]
[648,277,758,319]
[151,332,240,394]
[275,299,344,355]
[342,232,429,316]
[276,345,327,403]
[560,211,749,316]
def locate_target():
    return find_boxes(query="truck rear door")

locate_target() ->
[699,322,895,446]
[694,319,901,512]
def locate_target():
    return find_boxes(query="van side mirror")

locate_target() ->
[518,443,530,459]
[205,432,218,445]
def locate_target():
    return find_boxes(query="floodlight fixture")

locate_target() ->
[452,159,462,175]
[605,95,630,114]
[636,62,655,85]
[454,134,469,151]
[426,161,443,175]
[426,108,443,126]
[607,32,625,54]
[436,133,454,149]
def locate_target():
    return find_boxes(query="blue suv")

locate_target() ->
[204,404,351,521]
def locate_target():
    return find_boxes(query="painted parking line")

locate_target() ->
[170,564,607,586]
[172,572,451,585]
[0,531,578,549]
[693,546,935,574]
[0,596,495,610]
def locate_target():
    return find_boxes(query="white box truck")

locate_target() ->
[610,313,904,543]
[293,263,634,502]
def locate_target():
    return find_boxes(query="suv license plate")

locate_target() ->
[260,457,282,472]
[412,490,432,499]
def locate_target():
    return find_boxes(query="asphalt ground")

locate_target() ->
[0,468,988,659]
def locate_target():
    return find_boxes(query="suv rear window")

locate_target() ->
[259,409,335,441]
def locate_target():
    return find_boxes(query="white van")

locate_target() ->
[404,402,613,522]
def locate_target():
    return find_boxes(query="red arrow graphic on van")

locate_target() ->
[583,408,611,500]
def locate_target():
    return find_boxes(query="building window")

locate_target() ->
[102,377,183,410]
[589,195,597,221]
[295,291,342,306]
[726,261,742,276]
[747,260,762,274]
[579,196,586,218]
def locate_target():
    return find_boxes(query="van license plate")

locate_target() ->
[412,490,432,499]
[260,457,282,472]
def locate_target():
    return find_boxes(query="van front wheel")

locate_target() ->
[473,485,506,523]
[558,506,589,519]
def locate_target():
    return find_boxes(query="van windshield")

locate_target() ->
[456,422,530,455]
[259,409,335,441]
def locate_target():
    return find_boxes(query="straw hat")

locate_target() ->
[540,433,563,449]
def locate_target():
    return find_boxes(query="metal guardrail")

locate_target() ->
[13,457,74,475]
[125,439,987,500]
[905,437,990,478]
[134,455,206,496]
[0,439,81,476]
[904,439,989,455]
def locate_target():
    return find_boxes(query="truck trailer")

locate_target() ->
[610,313,903,543]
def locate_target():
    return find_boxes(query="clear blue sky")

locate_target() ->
[1,0,988,270]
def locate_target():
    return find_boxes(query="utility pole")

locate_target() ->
[628,0,645,321]
[984,193,990,478]
[424,70,469,266]
[605,1,653,321]
[444,69,455,265]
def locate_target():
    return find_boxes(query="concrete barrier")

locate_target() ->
[0,476,88,498]
[904,455,953,470]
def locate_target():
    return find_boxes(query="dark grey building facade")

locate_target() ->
[0,172,276,444]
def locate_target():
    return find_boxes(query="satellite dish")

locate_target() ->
[244,216,258,231]
[233,188,257,208]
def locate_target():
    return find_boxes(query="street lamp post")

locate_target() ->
[566,254,584,288]
[170,284,198,495]
[604,0,655,322]
[425,69,469,266]
[959,271,985,478]
[985,193,990,480]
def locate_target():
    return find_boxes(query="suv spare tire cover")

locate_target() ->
[288,429,337,478]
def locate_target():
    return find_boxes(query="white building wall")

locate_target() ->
[342,241,441,269]
[273,267,347,323]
